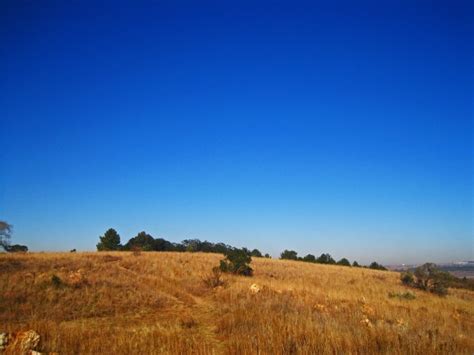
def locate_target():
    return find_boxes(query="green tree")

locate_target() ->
[219,248,253,276]
[181,239,202,252]
[352,261,360,267]
[250,249,262,257]
[337,258,351,266]
[302,254,316,263]
[0,221,12,250]
[124,231,154,251]
[97,228,122,251]
[369,261,387,271]
[316,253,336,264]
[280,250,298,260]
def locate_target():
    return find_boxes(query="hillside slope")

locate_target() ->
[1,252,473,354]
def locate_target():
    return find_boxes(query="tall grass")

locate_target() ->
[1,252,473,354]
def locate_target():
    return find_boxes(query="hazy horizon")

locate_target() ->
[1,1,472,265]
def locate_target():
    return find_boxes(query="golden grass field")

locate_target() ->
[1,252,473,354]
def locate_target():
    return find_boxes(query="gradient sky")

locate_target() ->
[1,0,472,264]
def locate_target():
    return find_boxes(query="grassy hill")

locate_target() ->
[1,252,473,354]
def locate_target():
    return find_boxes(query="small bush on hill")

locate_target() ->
[219,248,253,276]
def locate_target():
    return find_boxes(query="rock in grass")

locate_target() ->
[0,333,8,350]
[5,330,40,354]
[249,284,261,294]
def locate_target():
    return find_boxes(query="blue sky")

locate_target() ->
[1,0,472,264]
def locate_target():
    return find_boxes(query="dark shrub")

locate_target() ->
[431,281,448,296]
[219,248,253,276]
[5,244,28,253]
[401,271,414,286]
[352,261,360,267]
[401,263,449,296]
[51,274,63,288]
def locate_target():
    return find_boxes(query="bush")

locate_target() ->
[203,267,226,288]
[400,271,414,286]
[432,281,448,296]
[51,274,63,288]
[401,263,449,296]
[219,248,253,276]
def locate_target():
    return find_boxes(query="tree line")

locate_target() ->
[279,249,387,270]
[96,228,386,269]
[96,228,268,257]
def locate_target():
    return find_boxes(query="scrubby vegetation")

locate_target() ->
[4,244,28,253]
[400,263,474,296]
[202,267,226,288]
[219,248,253,276]
[401,263,448,296]
[94,228,387,270]
[388,291,416,300]
[1,252,473,354]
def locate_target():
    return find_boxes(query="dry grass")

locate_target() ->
[1,252,473,354]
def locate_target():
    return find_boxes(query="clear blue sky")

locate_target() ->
[1,0,472,264]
